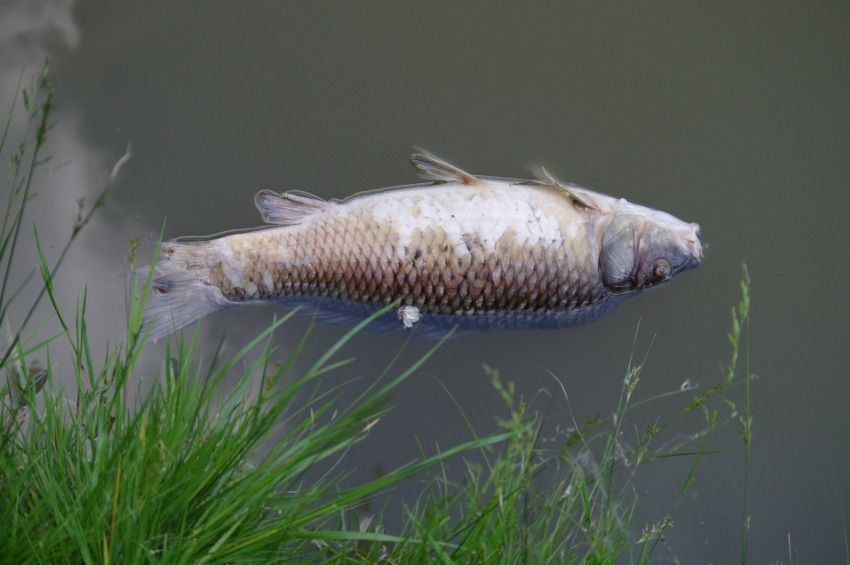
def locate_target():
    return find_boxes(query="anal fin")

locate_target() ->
[254,190,331,225]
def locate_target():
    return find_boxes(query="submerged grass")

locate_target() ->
[1,68,757,563]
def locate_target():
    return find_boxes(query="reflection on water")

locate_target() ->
[0,0,140,363]
[2,1,849,562]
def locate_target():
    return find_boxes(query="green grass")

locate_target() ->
[1,67,757,563]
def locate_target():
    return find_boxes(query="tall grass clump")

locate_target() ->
[0,68,503,562]
[1,68,756,563]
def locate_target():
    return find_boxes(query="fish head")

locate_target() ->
[600,200,702,293]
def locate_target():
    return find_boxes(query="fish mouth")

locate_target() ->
[680,223,703,272]
[666,223,703,279]
[677,254,702,275]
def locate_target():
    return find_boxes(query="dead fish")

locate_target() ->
[143,151,702,340]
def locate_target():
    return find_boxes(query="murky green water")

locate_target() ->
[3,1,849,561]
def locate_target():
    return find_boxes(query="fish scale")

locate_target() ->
[211,206,603,318]
[144,152,702,340]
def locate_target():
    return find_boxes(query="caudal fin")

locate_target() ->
[142,241,225,341]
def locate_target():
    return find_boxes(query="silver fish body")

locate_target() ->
[145,152,702,339]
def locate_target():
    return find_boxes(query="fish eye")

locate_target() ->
[653,259,671,280]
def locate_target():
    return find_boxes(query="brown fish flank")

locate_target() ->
[144,151,702,340]
[209,208,608,316]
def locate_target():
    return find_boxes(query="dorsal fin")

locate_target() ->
[534,166,598,210]
[254,189,331,225]
[410,151,480,185]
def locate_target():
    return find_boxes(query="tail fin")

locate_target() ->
[142,241,225,341]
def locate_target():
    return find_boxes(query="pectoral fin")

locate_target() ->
[254,190,331,225]
[411,150,480,185]
[534,167,598,210]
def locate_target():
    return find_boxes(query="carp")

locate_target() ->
[144,152,702,339]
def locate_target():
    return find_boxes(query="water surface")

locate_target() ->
[2,1,849,561]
